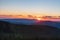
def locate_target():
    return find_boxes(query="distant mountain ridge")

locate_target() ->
[0,19,60,28]
[35,21,60,28]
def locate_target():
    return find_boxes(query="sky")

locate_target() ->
[0,0,60,16]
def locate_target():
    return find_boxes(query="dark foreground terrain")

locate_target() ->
[0,21,60,40]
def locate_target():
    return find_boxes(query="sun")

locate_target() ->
[36,18,41,20]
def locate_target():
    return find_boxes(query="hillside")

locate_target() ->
[0,20,60,40]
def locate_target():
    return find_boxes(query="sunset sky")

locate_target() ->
[0,0,60,16]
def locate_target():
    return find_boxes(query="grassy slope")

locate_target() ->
[0,21,60,40]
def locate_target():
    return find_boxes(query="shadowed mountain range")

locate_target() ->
[0,20,60,40]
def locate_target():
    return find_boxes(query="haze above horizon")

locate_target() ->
[0,0,60,16]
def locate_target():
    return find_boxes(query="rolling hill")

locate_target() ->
[0,20,60,40]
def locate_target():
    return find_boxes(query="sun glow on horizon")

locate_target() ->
[36,18,41,20]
